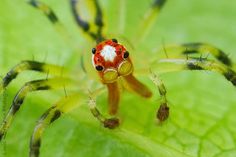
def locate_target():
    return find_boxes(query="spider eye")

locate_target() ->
[92,48,96,54]
[102,69,118,83]
[95,65,104,71]
[112,39,118,43]
[123,51,129,59]
[118,61,133,76]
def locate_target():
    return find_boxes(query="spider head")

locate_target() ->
[92,39,133,83]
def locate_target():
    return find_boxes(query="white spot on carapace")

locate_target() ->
[100,45,117,62]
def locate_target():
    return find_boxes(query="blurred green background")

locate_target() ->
[0,0,236,157]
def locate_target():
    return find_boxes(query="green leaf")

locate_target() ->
[1,0,236,157]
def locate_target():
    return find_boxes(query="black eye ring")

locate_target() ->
[95,65,104,71]
[92,48,96,54]
[112,39,118,43]
[123,51,129,58]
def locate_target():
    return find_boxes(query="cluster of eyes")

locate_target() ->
[92,39,129,72]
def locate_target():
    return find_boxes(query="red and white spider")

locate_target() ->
[0,0,236,157]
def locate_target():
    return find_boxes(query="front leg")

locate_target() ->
[0,78,75,141]
[0,60,67,94]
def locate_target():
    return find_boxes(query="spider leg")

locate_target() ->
[0,60,67,94]
[157,43,233,67]
[29,93,82,157]
[121,73,165,120]
[28,0,75,45]
[149,71,169,122]
[30,93,119,157]
[149,57,236,121]
[29,0,58,24]
[151,57,236,86]
[135,0,167,42]
[70,0,105,42]
[88,94,119,129]
[0,77,75,141]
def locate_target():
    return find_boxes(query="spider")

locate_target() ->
[0,0,236,157]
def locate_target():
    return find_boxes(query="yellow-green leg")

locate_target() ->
[30,93,119,157]
[28,0,75,45]
[88,95,119,129]
[29,94,82,157]
[0,77,75,141]
[135,0,167,42]
[156,43,233,68]
[151,57,236,86]
[0,60,68,94]
[149,57,236,121]
[70,0,105,42]
[29,0,58,24]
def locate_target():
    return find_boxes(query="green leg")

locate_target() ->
[149,71,169,122]
[156,43,233,68]
[0,77,75,141]
[0,60,68,94]
[149,57,236,121]
[151,57,236,86]
[88,95,119,129]
[70,0,105,42]
[29,0,59,24]
[93,0,104,41]
[30,93,119,157]
[135,0,167,42]
[28,0,75,46]
[117,0,126,34]
[29,94,82,157]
